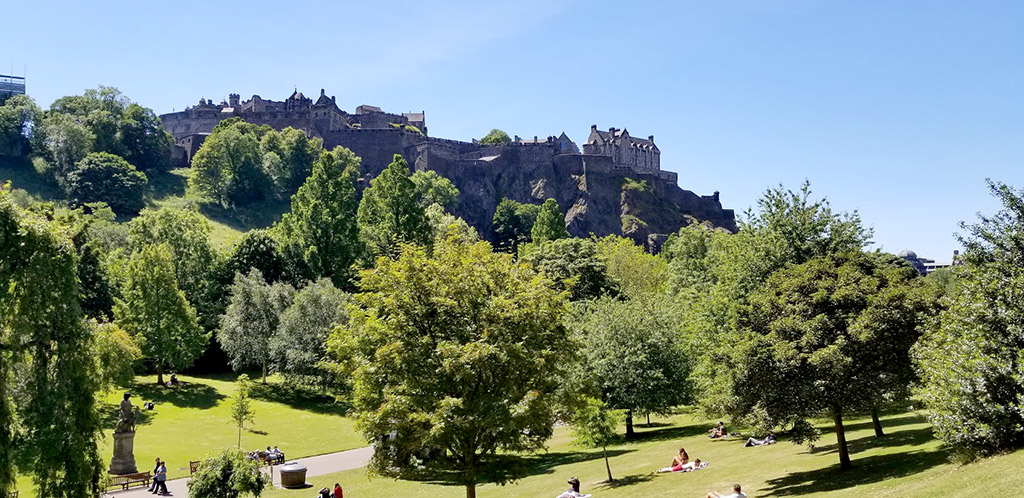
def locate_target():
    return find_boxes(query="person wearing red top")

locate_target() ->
[333,483,343,498]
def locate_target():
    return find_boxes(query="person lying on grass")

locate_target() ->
[657,458,705,473]
[706,483,746,498]
[744,432,777,447]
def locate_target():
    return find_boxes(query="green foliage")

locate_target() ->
[115,103,174,171]
[621,177,651,193]
[356,154,430,259]
[228,229,287,284]
[479,128,511,146]
[114,243,208,383]
[531,198,568,244]
[731,251,935,469]
[520,238,618,301]
[271,278,350,389]
[90,320,142,391]
[569,295,690,436]
[230,375,256,448]
[411,169,460,210]
[218,269,294,384]
[0,94,41,157]
[276,146,363,288]
[66,151,148,215]
[260,126,323,194]
[38,112,95,184]
[569,397,622,482]
[0,185,104,497]
[914,180,1024,460]
[426,204,479,247]
[327,242,571,496]
[188,447,267,498]
[593,235,668,297]
[189,124,270,206]
[491,198,539,253]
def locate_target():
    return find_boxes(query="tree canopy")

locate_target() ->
[356,154,430,259]
[218,269,294,384]
[531,198,568,244]
[479,129,511,146]
[491,198,539,253]
[66,152,148,216]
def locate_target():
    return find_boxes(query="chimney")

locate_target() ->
[332,96,336,103]
[320,88,326,97]
[591,124,597,132]
[648,135,654,143]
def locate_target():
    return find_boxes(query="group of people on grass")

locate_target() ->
[710,421,778,448]
[246,445,285,464]
[146,457,168,495]
[316,483,343,498]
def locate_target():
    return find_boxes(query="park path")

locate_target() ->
[103,446,374,497]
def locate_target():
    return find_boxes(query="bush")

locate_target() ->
[66,152,147,215]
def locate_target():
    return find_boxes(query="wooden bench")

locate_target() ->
[190,460,200,475]
[105,471,151,491]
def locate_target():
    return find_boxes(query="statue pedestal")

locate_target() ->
[109,431,138,475]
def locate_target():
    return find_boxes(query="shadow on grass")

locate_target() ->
[401,449,636,488]
[0,157,65,201]
[841,413,928,433]
[622,422,709,445]
[762,448,950,496]
[199,200,291,232]
[810,426,936,456]
[594,472,656,489]
[128,381,226,410]
[145,168,188,204]
[248,382,351,417]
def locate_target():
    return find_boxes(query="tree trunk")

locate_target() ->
[465,483,476,498]
[156,365,165,386]
[625,409,635,438]
[833,408,852,470]
[603,446,614,482]
[237,425,242,448]
[871,407,885,438]
[262,359,268,385]
[646,413,651,425]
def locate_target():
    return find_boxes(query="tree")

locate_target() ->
[491,198,539,253]
[1,185,104,497]
[0,94,41,157]
[114,243,208,385]
[219,269,294,384]
[520,238,618,301]
[228,229,287,284]
[271,278,349,389]
[115,103,174,171]
[276,146,362,288]
[38,112,95,184]
[731,252,934,469]
[357,154,431,259]
[426,204,479,246]
[479,129,511,146]
[230,375,256,448]
[66,152,148,215]
[531,198,568,243]
[90,320,142,391]
[411,170,460,210]
[593,235,669,297]
[328,242,571,498]
[570,397,622,483]
[188,448,267,498]
[913,180,1024,460]
[189,125,270,206]
[570,296,690,436]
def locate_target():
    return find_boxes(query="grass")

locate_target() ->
[262,409,1024,498]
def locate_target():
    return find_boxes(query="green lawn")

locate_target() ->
[263,409,1024,498]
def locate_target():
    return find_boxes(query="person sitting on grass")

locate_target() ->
[333,482,343,498]
[657,458,703,473]
[706,483,746,498]
[317,487,332,498]
[709,421,726,438]
[670,447,689,468]
[744,431,777,447]
[556,477,592,498]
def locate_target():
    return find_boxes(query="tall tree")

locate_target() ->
[357,154,430,259]
[189,125,269,206]
[328,242,571,498]
[569,397,622,483]
[230,375,256,448]
[276,146,362,288]
[114,243,208,385]
[411,170,460,210]
[115,103,174,171]
[530,198,568,244]
[90,320,142,391]
[0,94,41,157]
[520,238,618,301]
[271,278,349,389]
[0,185,104,497]
[732,251,935,469]
[593,235,669,297]
[38,112,95,184]
[65,152,148,216]
[219,269,294,384]
[228,229,287,284]
[491,199,539,253]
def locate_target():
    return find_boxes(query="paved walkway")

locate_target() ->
[103,446,373,497]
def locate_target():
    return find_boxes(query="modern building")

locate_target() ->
[0,74,26,98]
[897,249,960,276]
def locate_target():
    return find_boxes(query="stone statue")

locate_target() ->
[109,392,139,475]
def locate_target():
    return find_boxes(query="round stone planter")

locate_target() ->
[279,462,307,488]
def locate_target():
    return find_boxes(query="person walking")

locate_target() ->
[147,457,160,492]
[153,460,168,495]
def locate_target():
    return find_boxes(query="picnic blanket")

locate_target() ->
[657,461,710,473]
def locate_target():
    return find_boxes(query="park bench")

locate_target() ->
[190,460,200,475]
[105,471,151,491]
[262,453,285,465]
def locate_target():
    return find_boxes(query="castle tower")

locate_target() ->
[228,93,240,107]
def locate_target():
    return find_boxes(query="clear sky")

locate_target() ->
[5,0,1022,260]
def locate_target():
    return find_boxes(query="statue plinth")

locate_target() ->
[109,431,139,475]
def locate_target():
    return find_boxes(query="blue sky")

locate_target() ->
[5,0,1023,260]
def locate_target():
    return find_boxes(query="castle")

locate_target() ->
[160,89,734,244]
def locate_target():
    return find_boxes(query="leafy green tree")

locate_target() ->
[411,170,460,210]
[90,320,142,391]
[114,243,208,385]
[219,269,294,384]
[520,238,618,301]
[188,448,267,498]
[491,198,539,253]
[258,127,322,196]
[913,180,1024,460]
[570,295,690,436]
[531,198,568,243]
[38,112,95,184]
[731,252,935,469]
[593,235,669,297]
[276,146,362,288]
[271,278,350,389]
[479,129,511,146]
[228,229,287,284]
[230,375,256,448]
[570,397,622,483]
[426,204,479,246]
[0,94,41,157]
[328,242,571,498]
[115,103,174,171]
[189,125,270,206]
[0,185,104,497]
[66,152,148,215]
[357,154,430,259]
